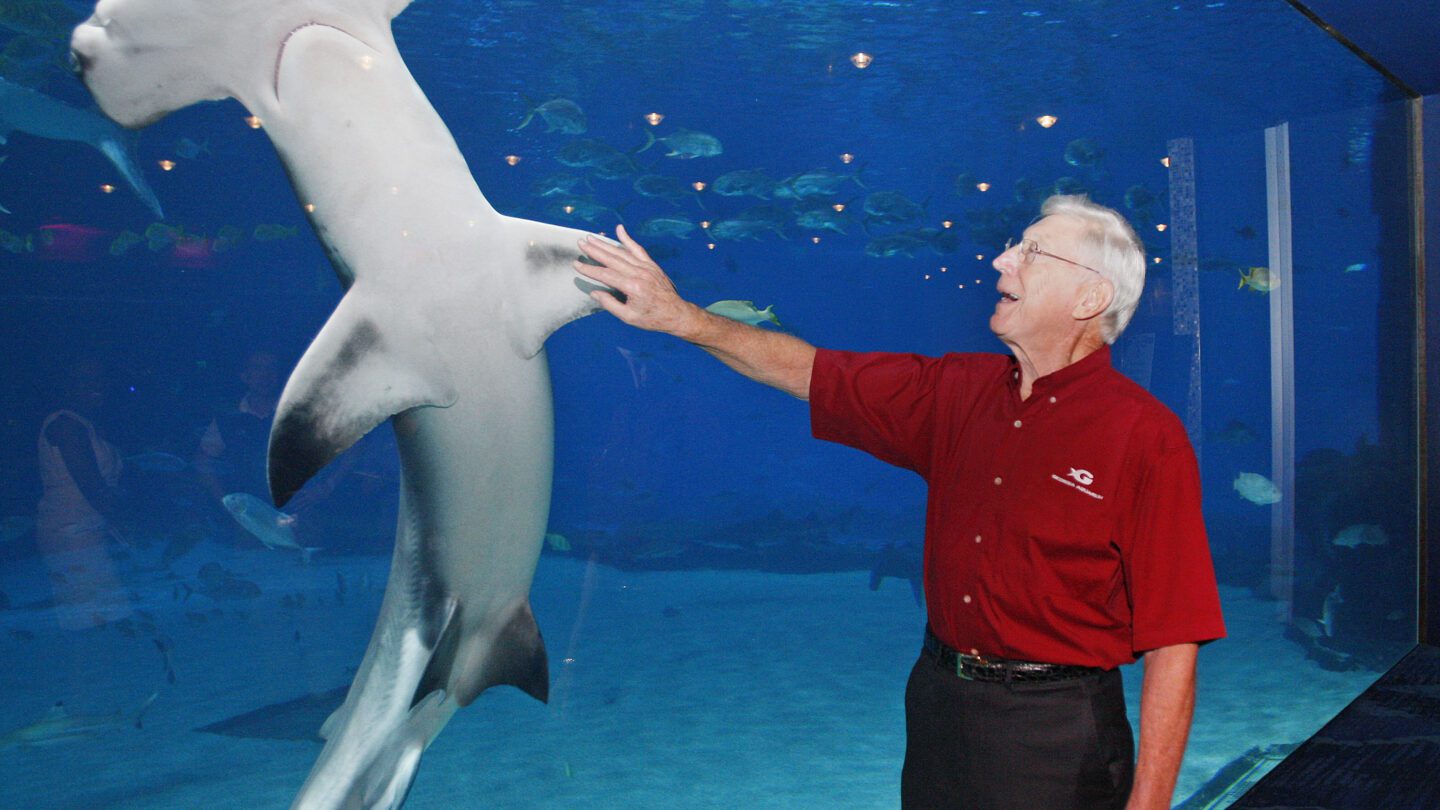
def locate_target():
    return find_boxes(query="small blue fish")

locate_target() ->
[639,128,722,159]
[222,493,321,563]
[513,98,586,135]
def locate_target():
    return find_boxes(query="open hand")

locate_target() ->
[574,224,701,337]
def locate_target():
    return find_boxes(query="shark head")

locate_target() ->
[70,0,413,127]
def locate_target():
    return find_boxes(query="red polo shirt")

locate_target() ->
[810,345,1225,669]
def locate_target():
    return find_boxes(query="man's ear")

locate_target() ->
[1073,278,1114,321]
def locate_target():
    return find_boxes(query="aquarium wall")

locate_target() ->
[0,1,1432,808]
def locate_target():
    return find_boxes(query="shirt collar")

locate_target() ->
[1007,344,1114,400]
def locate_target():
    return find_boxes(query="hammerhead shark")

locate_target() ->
[0,74,163,218]
[72,1,612,807]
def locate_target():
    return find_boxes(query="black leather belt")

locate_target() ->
[923,627,1105,683]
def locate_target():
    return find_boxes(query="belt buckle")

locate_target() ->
[955,652,988,681]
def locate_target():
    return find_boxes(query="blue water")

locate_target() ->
[0,1,1419,807]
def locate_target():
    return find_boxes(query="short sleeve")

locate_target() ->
[1121,422,1227,653]
[809,348,943,477]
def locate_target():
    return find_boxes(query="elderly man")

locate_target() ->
[575,194,1225,809]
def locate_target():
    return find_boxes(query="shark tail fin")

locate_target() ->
[94,134,164,220]
[268,288,457,506]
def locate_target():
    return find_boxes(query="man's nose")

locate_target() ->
[993,248,1017,275]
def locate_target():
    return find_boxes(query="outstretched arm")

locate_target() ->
[575,224,817,400]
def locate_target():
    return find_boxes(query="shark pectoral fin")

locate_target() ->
[501,216,617,358]
[268,290,457,506]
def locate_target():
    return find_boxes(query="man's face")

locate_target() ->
[989,214,1099,349]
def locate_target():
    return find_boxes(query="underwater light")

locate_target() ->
[99,184,114,194]
[645,112,664,125]
[925,274,931,280]
[942,220,953,228]
[244,115,263,129]
[707,243,716,250]
[940,266,947,272]
[1156,223,1168,232]
[563,205,575,215]
[1161,156,1171,168]
[1036,115,1058,128]
[504,154,521,166]
[304,203,316,213]
[812,236,821,244]
[850,52,873,69]
[976,255,984,261]
[1153,257,1163,264]
[158,159,175,171]
[832,203,845,212]
[976,182,991,192]
[839,152,855,164]
[692,181,706,191]
[700,220,711,228]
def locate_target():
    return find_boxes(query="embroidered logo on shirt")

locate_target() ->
[1053,469,1104,500]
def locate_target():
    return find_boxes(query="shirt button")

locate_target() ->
[963,594,972,604]
[1013,420,1022,428]
[1049,396,1057,404]
[974,534,982,544]
[993,476,1002,485]
[970,648,980,656]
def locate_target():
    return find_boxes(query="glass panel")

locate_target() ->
[0,1,1418,807]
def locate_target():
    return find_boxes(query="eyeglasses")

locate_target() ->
[1004,237,1100,275]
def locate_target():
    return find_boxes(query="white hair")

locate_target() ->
[1040,194,1146,344]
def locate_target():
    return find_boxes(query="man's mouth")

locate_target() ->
[998,291,1020,303]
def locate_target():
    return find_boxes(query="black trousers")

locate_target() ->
[901,651,1135,809]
